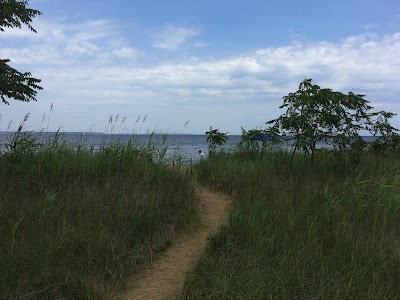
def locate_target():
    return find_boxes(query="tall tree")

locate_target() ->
[0,0,43,105]
[266,79,398,163]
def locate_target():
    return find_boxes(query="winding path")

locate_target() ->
[121,187,232,300]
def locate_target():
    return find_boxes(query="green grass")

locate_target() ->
[180,149,400,299]
[0,130,197,299]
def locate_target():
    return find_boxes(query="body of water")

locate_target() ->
[0,132,379,164]
[0,132,242,163]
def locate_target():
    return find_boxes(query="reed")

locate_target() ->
[181,149,400,299]
[0,127,196,299]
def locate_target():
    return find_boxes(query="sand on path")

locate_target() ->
[121,187,232,300]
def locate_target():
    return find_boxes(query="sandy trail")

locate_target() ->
[121,188,231,300]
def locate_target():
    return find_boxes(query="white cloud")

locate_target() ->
[112,47,139,58]
[1,17,400,133]
[0,18,134,64]
[153,25,200,50]
[29,31,400,110]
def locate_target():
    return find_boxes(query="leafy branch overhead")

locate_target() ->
[0,63,42,104]
[0,0,42,32]
[0,0,43,105]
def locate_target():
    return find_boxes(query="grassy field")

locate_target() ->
[0,130,197,299]
[181,149,400,299]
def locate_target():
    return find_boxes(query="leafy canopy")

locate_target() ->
[0,0,43,105]
[266,79,398,162]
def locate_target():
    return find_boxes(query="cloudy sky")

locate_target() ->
[1,0,400,134]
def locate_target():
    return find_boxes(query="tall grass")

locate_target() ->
[181,149,400,299]
[0,128,197,299]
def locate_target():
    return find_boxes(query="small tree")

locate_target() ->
[0,0,43,105]
[237,127,263,150]
[266,79,398,163]
[237,127,272,150]
[205,126,229,155]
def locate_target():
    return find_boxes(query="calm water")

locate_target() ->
[0,132,242,163]
[0,132,379,164]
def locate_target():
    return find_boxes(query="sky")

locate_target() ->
[1,0,400,134]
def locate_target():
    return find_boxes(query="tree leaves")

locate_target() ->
[0,62,43,104]
[0,0,42,32]
[205,126,229,154]
[0,0,42,105]
[266,78,399,163]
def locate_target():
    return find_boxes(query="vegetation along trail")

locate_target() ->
[121,187,232,300]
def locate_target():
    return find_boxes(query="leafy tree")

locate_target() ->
[205,126,229,155]
[0,0,43,105]
[237,127,264,150]
[237,127,275,150]
[266,79,398,163]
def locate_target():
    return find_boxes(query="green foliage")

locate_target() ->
[181,149,400,299]
[5,113,40,160]
[0,0,42,105]
[0,0,42,32]
[368,134,400,154]
[205,126,229,154]
[266,78,398,163]
[0,62,43,104]
[237,127,265,150]
[237,127,279,151]
[0,127,196,299]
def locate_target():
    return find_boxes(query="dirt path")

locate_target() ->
[121,187,232,300]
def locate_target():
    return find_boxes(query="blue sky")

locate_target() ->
[1,0,400,134]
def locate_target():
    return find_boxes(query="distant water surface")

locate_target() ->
[0,132,241,163]
[0,132,379,164]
